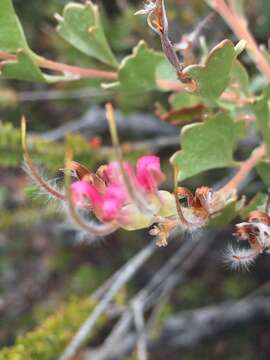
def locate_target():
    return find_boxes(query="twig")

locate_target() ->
[132,299,148,360]
[0,50,192,92]
[90,294,270,358]
[210,0,270,80]
[38,56,118,80]
[217,144,266,197]
[87,232,215,360]
[58,241,157,360]
[0,51,118,80]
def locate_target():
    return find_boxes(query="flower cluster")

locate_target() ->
[68,153,230,246]
[225,210,270,271]
[69,155,166,225]
[22,108,227,247]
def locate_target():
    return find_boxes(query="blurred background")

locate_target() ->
[1,1,270,359]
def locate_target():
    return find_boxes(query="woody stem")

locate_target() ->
[212,0,270,80]
[218,144,266,197]
[0,51,195,91]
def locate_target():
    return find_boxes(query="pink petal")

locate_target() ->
[101,161,136,188]
[71,181,101,210]
[136,156,165,192]
[101,185,127,221]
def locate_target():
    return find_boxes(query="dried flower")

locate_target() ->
[176,186,225,230]
[224,210,270,271]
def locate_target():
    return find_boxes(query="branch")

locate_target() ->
[86,232,216,360]
[149,297,270,355]
[0,51,118,80]
[218,144,266,197]
[90,296,270,358]
[211,0,270,80]
[37,56,118,81]
[57,241,157,360]
[0,50,191,92]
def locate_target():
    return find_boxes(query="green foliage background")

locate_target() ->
[1,0,270,359]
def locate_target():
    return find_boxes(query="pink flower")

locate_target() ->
[71,181,127,221]
[101,184,127,221]
[71,181,101,211]
[99,161,135,189]
[136,156,165,192]
[70,155,166,223]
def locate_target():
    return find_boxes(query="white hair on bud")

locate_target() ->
[223,244,258,272]
[23,160,64,211]
[249,222,270,248]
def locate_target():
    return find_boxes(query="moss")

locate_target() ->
[0,122,100,170]
[0,297,107,360]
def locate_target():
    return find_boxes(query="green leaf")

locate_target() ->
[254,85,270,159]
[56,1,118,67]
[183,39,236,99]
[230,60,250,94]
[0,0,70,83]
[257,160,270,187]
[0,0,29,52]
[1,50,68,83]
[171,112,244,181]
[118,40,173,93]
[217,60,250,110]
[102,41,177,109]
[169,92,202,109]
[155,57,179,85]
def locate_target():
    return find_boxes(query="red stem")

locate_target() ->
[218,144,266,196]
[0,51,118,81]
[0,51,196,91]
[213,0,270,80]
[37,56,118,81]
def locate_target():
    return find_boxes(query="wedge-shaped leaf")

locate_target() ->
[1,50,68,83]
[183,40,236,100]
[102,41,177,97]
[0,0,71,83]
[218,60,250,110]
[0,0,29,52]
[254,85,270,159]
[229,60,250,95]
[118,40,176,93]
[169,92,202,109]
[171,112,244,181]
[56,1,118,67]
